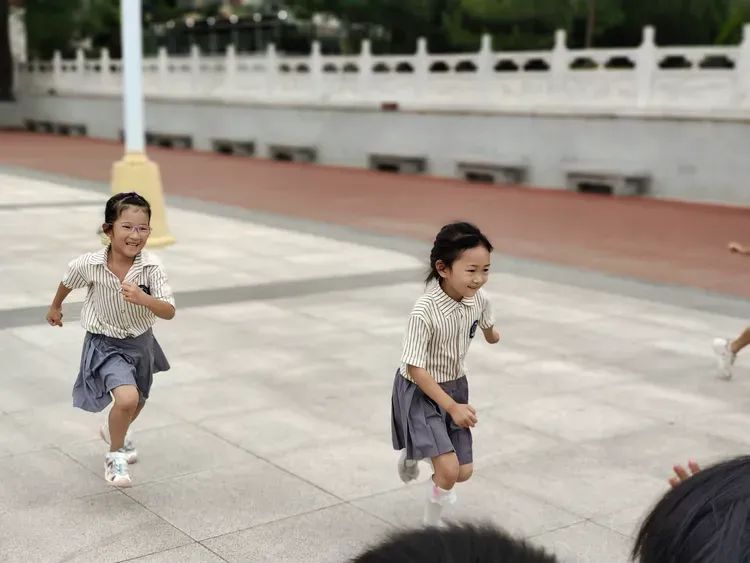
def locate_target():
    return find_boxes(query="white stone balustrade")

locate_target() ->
[13,25,750,117]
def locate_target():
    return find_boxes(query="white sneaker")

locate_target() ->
[104,452,132,487]
[397,449,420,483]
[713,338,736,380]
[100,422,138,464]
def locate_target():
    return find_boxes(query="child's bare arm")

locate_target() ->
[47,283,73,326]
[144,295,176,320]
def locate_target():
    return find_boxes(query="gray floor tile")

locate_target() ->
[0,449,109,514]
[204,504,391,563]
[126,460,339,540]
[0,491,191,563]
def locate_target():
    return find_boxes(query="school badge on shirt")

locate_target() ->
[469,320,479,338]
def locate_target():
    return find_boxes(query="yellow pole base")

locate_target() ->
[111,152,175,248]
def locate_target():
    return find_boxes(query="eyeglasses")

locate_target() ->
[113,223,152,235]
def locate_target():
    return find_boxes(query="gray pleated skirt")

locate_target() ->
[72,329,170,413]
[391,370,473,466]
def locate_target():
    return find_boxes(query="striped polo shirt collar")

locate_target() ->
[87,247,162,285]
[88,246,158,268]
[87,247,108,265]
[431,283,477,316]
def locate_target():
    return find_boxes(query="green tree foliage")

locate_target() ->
[717,0,750,43]
[25,0,181,59]
[297,0,748,50]
[25,0,80,58]
[19,0,750,59]
[294,0,437,52]
[78,0,120,56]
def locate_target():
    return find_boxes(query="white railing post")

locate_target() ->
[190,43,201,80]
[99,47,111,92]
[265,43,278,95]
[357,39,373,97]
[636,26,657,107]
[52,50,62,90]
[100,48,110,70]
[415,37,429,98]
[551,29,568,94]
[75,48,85,82]
[737,23,750,106]
[310,40,323,99]
[156,46,168,94]
[224,44,237,93]
[477,34,493,94]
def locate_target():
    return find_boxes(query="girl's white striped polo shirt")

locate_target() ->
[62,247,175,339]
[400,283,494,383]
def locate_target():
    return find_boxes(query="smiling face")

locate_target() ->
[104,205,151,259]
[437,244,491,301]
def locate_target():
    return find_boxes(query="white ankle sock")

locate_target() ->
[423,479,456,526]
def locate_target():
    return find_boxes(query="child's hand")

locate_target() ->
[729,242,747,254]
[449,403,478,428]
[482,327,501,344]
[668,460,701,488]
[121,282,149,306]
[46,305,63,327]
[489,328,501,344]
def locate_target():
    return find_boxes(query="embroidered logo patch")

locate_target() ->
[469,320,479,338]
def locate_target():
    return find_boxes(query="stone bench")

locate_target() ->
[55,123,87,136]
[145,132,193,150]
[269,144,317,163]
[369,154,427,174]
[457,159,528,185]
[24,119,86,137]
[212,139,255,157]
[564,163,650,196]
